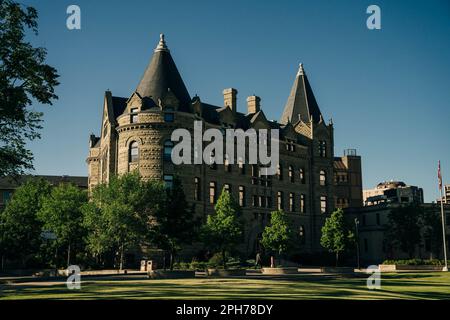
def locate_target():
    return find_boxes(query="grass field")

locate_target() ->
[1,272,449,300]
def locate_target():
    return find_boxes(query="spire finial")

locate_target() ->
[155,33,169,52]
[297,63,305,76]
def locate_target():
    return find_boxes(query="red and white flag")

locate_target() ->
[438,160,442,190]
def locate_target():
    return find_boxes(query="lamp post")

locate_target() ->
[354,218,360,270]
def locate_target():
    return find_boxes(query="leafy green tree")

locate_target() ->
[261,210,294,267]
[386,204,422,258]
[0,178,51,267]
[422,205,443,259]
[37,183,87,267]
[0,0,59,177]
[155,176,198,270]
[83,173,165,270]
[320,208,355,266]
[201,189,243,269]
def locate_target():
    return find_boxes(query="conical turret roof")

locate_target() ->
[135,34,191,109]
[280,63,323,124]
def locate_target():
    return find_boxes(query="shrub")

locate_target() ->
[382,259,450,266]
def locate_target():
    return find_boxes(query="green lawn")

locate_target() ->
[1,272,449,300]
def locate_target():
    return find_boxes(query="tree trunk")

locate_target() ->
[222,250,226,270]
[270,256,275,268]
[170,251,174,271]
[67,243,71,267]
[119,243,124,271]
[1,255,4,270]
[335,252,339,267]
[163,254,166,270]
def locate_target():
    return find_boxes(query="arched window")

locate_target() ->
[320,170,327,186]
[129,141,138,163]
[163,140,174,161]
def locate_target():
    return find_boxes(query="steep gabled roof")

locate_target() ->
[280,63,323,125]
[135,34,191,111]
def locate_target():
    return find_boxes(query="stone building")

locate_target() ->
[87,34,362,258]
[0,175,88,211]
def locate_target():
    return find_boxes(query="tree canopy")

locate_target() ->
[82,173,166,269]
[0,177,51,266]
[320,208,355,266]
[201,189,243,269]
[0,0,59,177]
[154,176,198,270]
[261,210,294,266]
[37,183,87,266]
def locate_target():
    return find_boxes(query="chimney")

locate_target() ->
[247,95,261,114]
[223,88,237,113]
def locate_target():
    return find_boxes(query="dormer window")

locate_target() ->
[130,108,138,123]
[286,139,295,152]
[319,140,327,157]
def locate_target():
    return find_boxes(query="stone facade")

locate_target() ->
[87,34,363,258]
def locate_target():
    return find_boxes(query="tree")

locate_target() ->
[0,177,51,267]
[320,208,355,266]
[83,173,165,270]
[261,210,293,267]
[0,0,59,177]
[201,189,243,269]
[386,204,422,258]
[154,176,198,270]
[422,205,443,259]
[37,183,87,267]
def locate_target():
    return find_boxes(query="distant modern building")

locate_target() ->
[363,180,424,206]
[346,203,450,264]
[0,175,88,210]
[437,184,450,204]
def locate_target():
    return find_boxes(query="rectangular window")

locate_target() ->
[259,196,265,208]
[194,177,201,201]
[239,186,245,207]
[299,225,305,245]
[252,195,258,207]
[300,194,305,213]
[224,183,231,193]
[300,168,305,184]
[163,175,173,189]
[289,166,294,183]
[224,154,231,172]
[209,182,216,204]
[164,112,174,122]
[238,158,245,174]
[319,140,327,157]
[266,196,272,208]
[277,191,284,210]
[320,196,327,213]
[289,193,295,212]
[130,108,138,123]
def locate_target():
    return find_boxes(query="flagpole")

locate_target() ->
[439,161,448,271]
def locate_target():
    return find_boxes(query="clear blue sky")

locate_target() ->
[23,0,450,202]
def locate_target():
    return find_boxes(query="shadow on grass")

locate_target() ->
[1,272,449,300]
